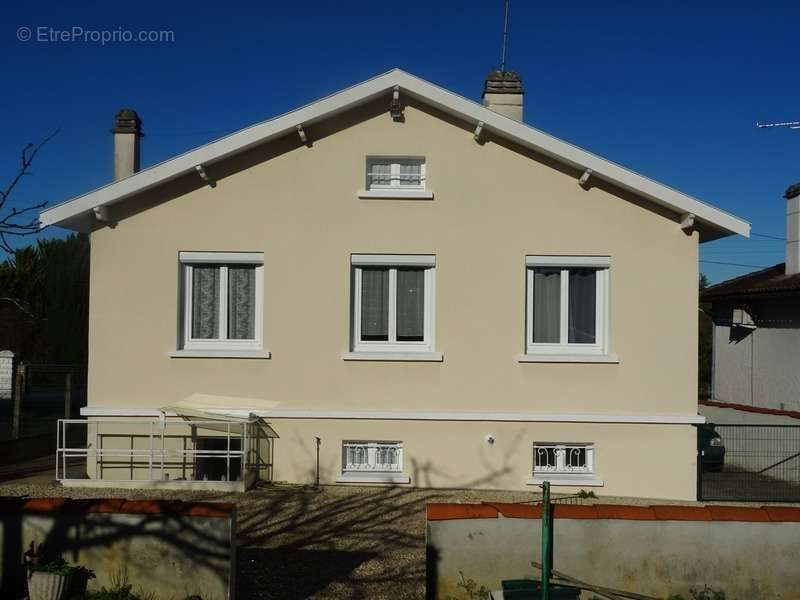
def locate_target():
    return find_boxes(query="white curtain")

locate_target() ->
[532,268,560,343]
[360,268,389,340]
[192,265,220,339]
[370,162,391,186]
[568,269,596,343]
[399,162,421,186]
[228,266,256,340]
[396,268,424,341]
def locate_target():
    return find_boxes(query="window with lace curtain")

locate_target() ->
[177,252,264,353]
[366,157,425,191]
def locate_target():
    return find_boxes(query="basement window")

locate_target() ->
[195,437,242,482]
[337,440,410,484]
[527,442,603,487]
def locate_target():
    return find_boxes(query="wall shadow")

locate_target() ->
[0,500,233,599]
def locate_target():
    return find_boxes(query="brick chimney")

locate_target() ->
[785,183,800,275]
[112,108,142,181]
[482,70,524,121]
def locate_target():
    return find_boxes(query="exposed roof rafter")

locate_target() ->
[39,69,750,241]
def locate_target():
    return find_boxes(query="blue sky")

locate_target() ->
[3,0,799,282]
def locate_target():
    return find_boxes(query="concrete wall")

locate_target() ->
[711,297,800,412]
[427,502,800,599]
[85,94,701,498]
[0,498,235,600]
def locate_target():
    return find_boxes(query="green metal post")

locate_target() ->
[541,481,551,599]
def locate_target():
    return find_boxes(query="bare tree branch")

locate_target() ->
[0,130,59,254]
[0,297,41,320]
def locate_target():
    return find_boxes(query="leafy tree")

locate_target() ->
[0,234,89,364]
[698,272,713,399]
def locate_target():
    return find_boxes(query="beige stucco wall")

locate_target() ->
[269,418,696,499]
[85,96,700,498]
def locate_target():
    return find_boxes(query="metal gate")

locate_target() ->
[698,424,800,502]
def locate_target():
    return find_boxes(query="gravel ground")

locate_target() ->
[0,478,796,599]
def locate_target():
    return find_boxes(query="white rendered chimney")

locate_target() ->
[784,183,800,275]
[112,108,142,181]
[482,70,524,122]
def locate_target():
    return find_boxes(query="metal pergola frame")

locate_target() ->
[56,412,268,488]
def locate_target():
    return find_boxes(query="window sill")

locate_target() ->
[526,477,604,487]
[336,474,411,484]
[357,189,434,200]
[342,351,443,362]
[169,349,271,359]
[517,353,619,364]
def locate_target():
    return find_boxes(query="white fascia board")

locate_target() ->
[80,406,705,424]
[41,68,749,239]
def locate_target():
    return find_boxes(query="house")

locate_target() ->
[40,69,749,500]
[701,183,800,417]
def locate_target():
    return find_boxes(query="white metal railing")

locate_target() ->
[533,443,593,475]
[56,417,257,485]
[343,441,403,473]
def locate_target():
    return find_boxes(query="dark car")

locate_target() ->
[699,424,725,472]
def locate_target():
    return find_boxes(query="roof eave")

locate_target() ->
[40,68,750,241]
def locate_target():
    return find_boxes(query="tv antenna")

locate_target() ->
[756,120,800,130]
[500,0,511,72]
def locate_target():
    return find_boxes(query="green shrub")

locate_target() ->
[77,570,156,600]
[443,571,492,600]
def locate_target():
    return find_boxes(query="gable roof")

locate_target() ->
[702,263,800,300]
[40,69,749,240]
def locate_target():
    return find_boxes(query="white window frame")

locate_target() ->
[178,252,264,352]
[524,255,611,358]
[341,440,404,473]
[350,254,436,354]
[532,442,594,476]
[365,156,426,191]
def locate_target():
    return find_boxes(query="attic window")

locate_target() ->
[359,157,433,200]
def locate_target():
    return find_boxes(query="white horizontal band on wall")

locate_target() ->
[351,254,436,267]
[80,406,705,425]
[178,251,264,264]
[525,255,611,268]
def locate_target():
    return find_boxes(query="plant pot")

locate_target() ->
[27,571,71,600]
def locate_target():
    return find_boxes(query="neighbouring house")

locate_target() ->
[40,68,749,500]
[701,183,800,416]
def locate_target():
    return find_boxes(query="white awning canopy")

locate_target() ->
[162,394,280,437]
